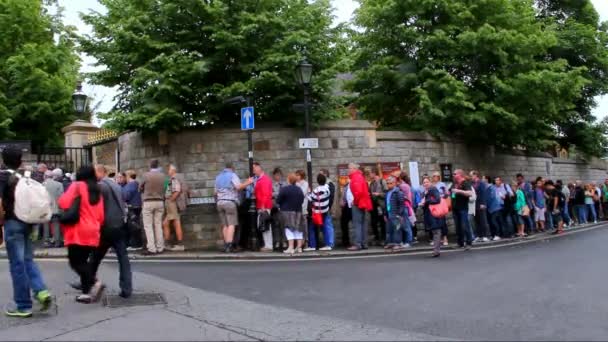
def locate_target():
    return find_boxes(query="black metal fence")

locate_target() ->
[34,147,93,173]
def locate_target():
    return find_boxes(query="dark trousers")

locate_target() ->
[475,209,490,238]
[502,210,515,237]
[237,199,252,249]
[68,245,96,294]
[603,202,608,220]
[454,210,473,247]
[340,206,352,247]
[271,207,285,249]
[370,202,386,242]
[489,210,504,237]
[90,228,132,297]
[127,207,143,248]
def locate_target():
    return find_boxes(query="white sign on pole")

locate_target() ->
[409,161,420,189]
[299,138,319,149]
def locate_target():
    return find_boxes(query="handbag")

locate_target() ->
[60,195,81,225]
[521,205,531,217]
[430,197,449,218]
[312,192,323,226]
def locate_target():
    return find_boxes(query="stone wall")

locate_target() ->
[115,120,608,249]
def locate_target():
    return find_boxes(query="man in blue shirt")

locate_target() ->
[470,171,490,242]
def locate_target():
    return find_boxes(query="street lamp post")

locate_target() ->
[72,82,88,119]
[295,59,318,250]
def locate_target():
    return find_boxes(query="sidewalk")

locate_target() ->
[1,222,605,261]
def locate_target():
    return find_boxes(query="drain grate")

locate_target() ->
[103,292,167,308]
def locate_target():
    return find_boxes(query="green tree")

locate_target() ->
[352,0,593,154]
[536,0,608,157]
[80,0,347,132]
[0,0,80,148]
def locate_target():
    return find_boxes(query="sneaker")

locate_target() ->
[482,237,490,242]
[260,247,273,253]
[429,242,434,246]
[319,246,332,251]
[170,244,185,252]
[303,247,316,252]
[464,245,472,251]
[283,248,295,255]
[35,290,52,312]
[401,243,411,248]
[127,246,142,252]
[594,221,598,224]
[492,236,501,241]
[75,294,93,304]
[5,308,32,318]
[472,237,480,243]
[442,241,448,247]
[295,248,303,253]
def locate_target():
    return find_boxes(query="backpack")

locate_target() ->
[175,177,190,212]
[7,170,52,224]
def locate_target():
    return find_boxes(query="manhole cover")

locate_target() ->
[103,292,167,308]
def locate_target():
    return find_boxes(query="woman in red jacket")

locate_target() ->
[59,165,105,303]
[347,163,373,250]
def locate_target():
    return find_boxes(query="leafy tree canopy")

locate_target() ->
[0,0,80,148]
[80,0,349,132]
[352,0,608,157]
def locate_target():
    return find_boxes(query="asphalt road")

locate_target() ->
[132,226,608,341]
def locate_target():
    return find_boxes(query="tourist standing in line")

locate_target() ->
[163,165,185,251]
[573,181,586,224]
[2,146,54,317]
[347,163,373,251]
[254,162,274,252]
[516,173,535,234]
[320,169,336,248]
[512,181,527,237]
[140,160,166,255]
[59,165,105,304]
[295,170,312,251]
[214,162,252,253]
[383,176,405,250]
[123,170,143,250]
[450,169,474,250]
[431,171,449,246]
[556,180,571,227]
[271,167,286,251]
[43,169,64,248]
[487,176,504,240]
[420,176,444,257]
[593,182,602,221]
[495,176,515,237]
[470,171,490,242]
[546,180,565,234]
[277,173,305,254]
[532,179,546,232]
[340,180,353,247]
[369,169,387,246]
[90,165,132,299]
[398,172,414,247]
[601,179,608,220]
[585,183,598,224]
[307,173,333,250]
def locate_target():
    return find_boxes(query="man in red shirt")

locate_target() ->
[347,163,373,250]
[253,162,273,252]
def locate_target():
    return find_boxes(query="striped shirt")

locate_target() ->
[307,184,331,214]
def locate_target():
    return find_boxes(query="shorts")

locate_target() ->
[534,207,546,222]
[217,201,238,227]
[552,213,563,224]
[165,200,180,221]
[514,214,524,225]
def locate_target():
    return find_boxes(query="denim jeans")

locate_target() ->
[5,219,48,310]
[587,204,597,222]
[351,206,367,248]
[576,205,588,224]
[546,210,555,230]
[400,216,413,244]
[475,209,490,238]
[90,228,133,296]
[308,213,335,248]
[561,203,571,225]
[453,210,473,247]
[385,217,398,245]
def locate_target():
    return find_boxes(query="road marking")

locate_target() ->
[35,224,607,264]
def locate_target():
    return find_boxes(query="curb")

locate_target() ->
[1,222,606,262]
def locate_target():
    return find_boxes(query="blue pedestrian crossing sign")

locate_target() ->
[241,107,254,130]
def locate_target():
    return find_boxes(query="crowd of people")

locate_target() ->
[214,161,608,258]
[1,147,190,317]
